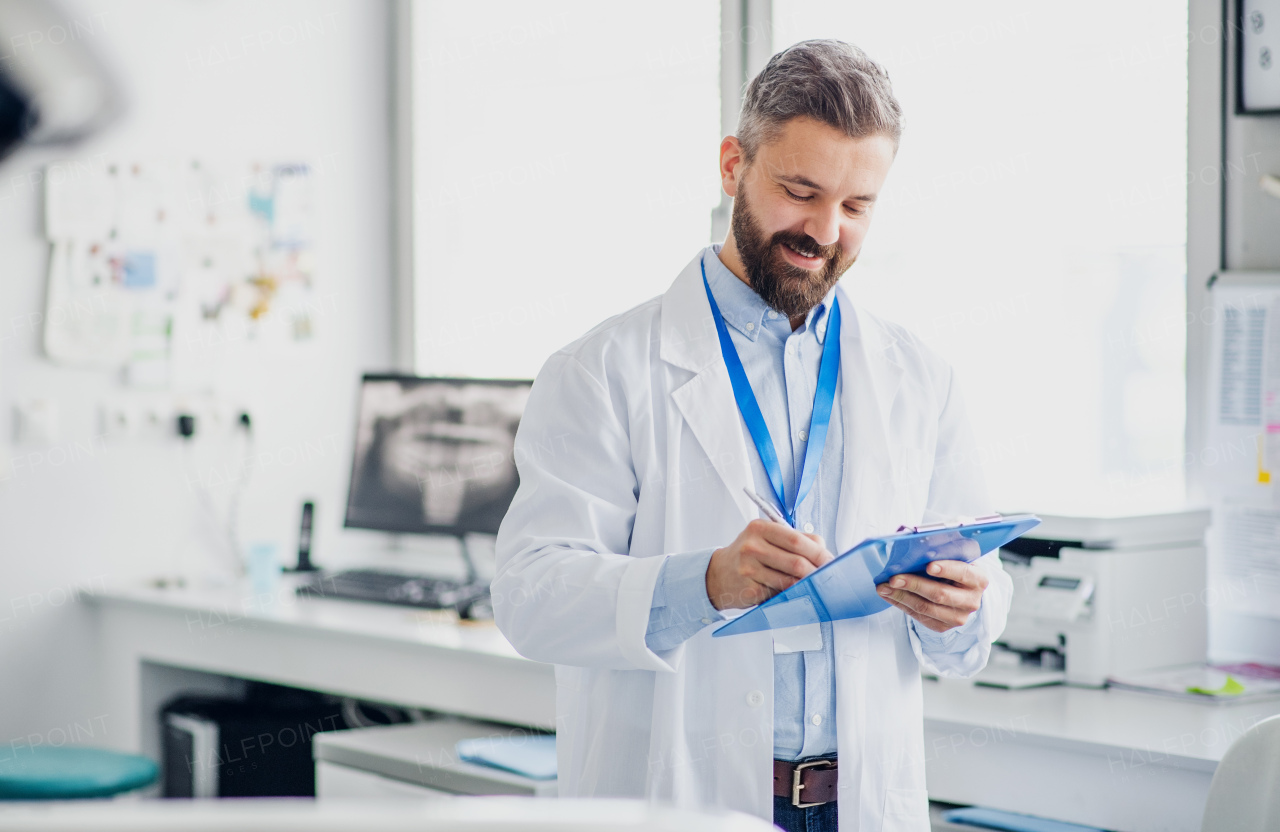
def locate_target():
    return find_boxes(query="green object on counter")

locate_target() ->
[1187,674,1246,697]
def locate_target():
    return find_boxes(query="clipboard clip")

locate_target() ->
[895,513,1004,534]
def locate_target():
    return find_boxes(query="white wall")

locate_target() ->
[0,0,391,745]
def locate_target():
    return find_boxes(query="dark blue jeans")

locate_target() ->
[773,795,838,832]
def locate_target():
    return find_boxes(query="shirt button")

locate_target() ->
[747,690,764,708]
[701,618,712,625]
[768,310,779,319]
[804,522,815,533]
[745,322,755,331]
[798,429,808,441]
[812,714,823,726]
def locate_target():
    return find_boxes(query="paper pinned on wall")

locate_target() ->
[44,156,115,239]
[42,160,183,382]
[1210,504,1280,620]
[42,241,131,368]
[1217,302,1265,428]
[1205,279,1280,629]
[1262,295,1280,483]
[178,160,318,349]
[42,158,319,387]
[1206,281,1280,498]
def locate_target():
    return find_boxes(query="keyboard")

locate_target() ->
[296,569,490,615]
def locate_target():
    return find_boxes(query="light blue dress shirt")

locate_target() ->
[645,245,980,762]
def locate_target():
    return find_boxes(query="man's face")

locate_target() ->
[725,117,896,318]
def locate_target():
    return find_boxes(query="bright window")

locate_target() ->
[411,0,721,380]
[774,1,1189,515]
[411,2,1190,516]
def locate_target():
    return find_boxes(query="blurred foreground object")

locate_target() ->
[0,797,776,831]
[0,0,120,162]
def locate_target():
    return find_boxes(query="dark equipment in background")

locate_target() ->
[298,568,491,615]
[161,682,422,798]
[0,0,122,163]
[162,685,345,798]
[296,375,531,617]
[288,500,318,572]
[0,68,29,158]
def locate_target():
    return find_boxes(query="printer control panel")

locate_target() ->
[1027,574,1095,622]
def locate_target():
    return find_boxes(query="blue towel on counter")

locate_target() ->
[455,734,557,781]
[942,807,1105,832]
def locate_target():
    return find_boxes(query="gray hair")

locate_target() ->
[737,39,902,161]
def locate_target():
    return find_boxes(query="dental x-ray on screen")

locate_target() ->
[344,375,531,537]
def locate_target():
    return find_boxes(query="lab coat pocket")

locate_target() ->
[880,787,929,832]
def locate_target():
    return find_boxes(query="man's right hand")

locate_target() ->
[706,519,834,611]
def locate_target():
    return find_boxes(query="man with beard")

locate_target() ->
[493,40,1011,832]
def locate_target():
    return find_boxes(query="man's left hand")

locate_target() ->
[876,544,988,633]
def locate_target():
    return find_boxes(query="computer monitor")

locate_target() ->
[343,375,533,537]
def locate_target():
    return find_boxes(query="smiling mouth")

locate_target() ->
[784,242,821,259]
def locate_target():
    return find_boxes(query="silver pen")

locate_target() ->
[743,487,791,527]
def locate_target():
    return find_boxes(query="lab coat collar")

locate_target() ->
[661,249,906,546]
[702,247,770,342]
[659,250,723,374]
[662,251,757,522]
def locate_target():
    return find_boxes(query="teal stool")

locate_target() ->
[0,747,158,800]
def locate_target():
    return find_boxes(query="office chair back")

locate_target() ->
[1200,713,1280,832]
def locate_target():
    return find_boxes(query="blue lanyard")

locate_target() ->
[701,259,841,527]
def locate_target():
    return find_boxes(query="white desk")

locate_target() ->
[91,577,557,765]
[924,679,1280,832]
[91,581,1280,832]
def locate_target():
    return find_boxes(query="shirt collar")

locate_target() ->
[702,245,837,344]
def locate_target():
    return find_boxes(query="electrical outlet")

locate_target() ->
[100,396,174,440]
[99,404,134,439]
[138,403,172,439]
[98,395,246,442]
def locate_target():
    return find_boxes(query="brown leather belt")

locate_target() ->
[773,758,837,807]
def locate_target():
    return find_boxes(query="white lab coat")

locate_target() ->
[493,252,1012,831]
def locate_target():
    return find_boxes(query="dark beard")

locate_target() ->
[730,185,857,319]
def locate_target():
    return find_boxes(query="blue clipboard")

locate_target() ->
[712,514,1041,637]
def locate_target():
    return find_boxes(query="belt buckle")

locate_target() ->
[791,759,834,808]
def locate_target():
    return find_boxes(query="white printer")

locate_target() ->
[974,509,1211,689]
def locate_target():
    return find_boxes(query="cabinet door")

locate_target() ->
[315,761,453,800]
